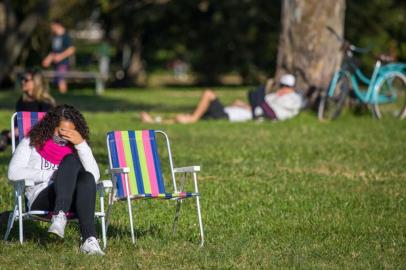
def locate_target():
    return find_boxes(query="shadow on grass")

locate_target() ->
[102,222,164,241]
[0,91,19,110]
[0,90,193,113]
[1,216,165,247]
[58,93,197,113]
[162,83,254,91]
[57,93,153,112]
[1,219,62,247]
[0,154,12,165]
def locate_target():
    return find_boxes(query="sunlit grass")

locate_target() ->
[0,87,405,269]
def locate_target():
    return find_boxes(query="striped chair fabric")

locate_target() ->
[16,111,46,141]
[107,130,195,200]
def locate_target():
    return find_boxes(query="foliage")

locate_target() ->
[95,0,281,84]
[0,87,406,268]
[143,0,281,84]
[346,0,406,72]
[2,0,406,86]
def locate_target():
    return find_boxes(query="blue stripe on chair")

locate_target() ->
[149,130,165,193]
[30,112,38,129]
[108,132,124,198]
[128,130,145,195]
[17,112,24,141]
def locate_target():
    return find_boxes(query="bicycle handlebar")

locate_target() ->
[326,26,371,54]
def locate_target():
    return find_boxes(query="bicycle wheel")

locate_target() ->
[373,73,406,119]
[318,76,349,120]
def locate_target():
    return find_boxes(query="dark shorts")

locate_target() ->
[54,63,69,83]
[202,98,228,120]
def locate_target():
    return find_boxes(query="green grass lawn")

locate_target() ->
[0,87,405,269]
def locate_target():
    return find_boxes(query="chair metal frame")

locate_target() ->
[105,130,204,247]
[3,112,112,249]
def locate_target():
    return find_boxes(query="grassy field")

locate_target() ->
[0,87,405,269]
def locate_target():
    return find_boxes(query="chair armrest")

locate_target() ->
[173,166,201,173]
[9,179,44,187]
[24,180,35,187]
[97,180,113,190]
[108,167,130,174]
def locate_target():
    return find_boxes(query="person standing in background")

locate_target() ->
[42,19,75,94]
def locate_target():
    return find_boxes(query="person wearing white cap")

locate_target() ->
[252,74,303,121]
[140,74,302,124]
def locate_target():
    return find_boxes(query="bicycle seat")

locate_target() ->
[377,54,396,63]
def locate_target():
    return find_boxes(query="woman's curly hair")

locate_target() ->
[29,104,89,148]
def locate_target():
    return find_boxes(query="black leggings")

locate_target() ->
[31,154,97,239]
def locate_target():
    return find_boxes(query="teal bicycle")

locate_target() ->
[318,27,406,120]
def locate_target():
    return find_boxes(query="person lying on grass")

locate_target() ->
[8,104,104,255]
[141,74,303,124]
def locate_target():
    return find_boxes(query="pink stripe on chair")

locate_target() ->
[22,112,32,137]
[114,131,129,197]
[142,130,159,196]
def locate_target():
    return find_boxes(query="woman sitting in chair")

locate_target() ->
[0,69,56,152]
[7,104,104,255]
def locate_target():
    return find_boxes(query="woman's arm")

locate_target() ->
[74,141,100,182]
[8,138,47,181]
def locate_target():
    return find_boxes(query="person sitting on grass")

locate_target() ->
[140,74,302,124]
[0,69,56,152]
[8,104,104,255]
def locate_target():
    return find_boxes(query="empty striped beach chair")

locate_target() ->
[106,130,204,246]
[4,112,111,248]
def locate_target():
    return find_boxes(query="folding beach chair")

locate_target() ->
[4,111,112,248]
[105,130,204,246]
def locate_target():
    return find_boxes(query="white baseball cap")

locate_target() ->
[280,74,295,87]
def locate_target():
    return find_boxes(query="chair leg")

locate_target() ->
[4,206,17,241]
[17,193,24,244]
[105,200,113,235]
[192,172,204,247]
[105,185,116,234]
[101,216,107,249]
[126,196,136,244]
[99,192,107,249]
[195,195,204,247]
[172,200,182,235]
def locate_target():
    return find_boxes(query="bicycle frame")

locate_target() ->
[321,26,406,120]
[328,60,406,105]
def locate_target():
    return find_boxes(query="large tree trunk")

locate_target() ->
[275,0,346,105]
[0,0,50,85]
[126,35,147,86]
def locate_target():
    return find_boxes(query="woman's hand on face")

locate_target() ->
[59,128,84,145]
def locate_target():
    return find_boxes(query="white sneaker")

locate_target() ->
[80,237,105,256]
[48,211,67,238]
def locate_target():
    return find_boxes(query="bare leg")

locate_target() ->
[176,89,217,123]
[140,112,155,123]
[59,80,68,94]
[141,111,176,124]
[142,89,218,124]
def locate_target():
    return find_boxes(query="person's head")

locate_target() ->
[21,69,55,106]
[29,104,89,148]
[50,19,65,35]
[279,74,296,88]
